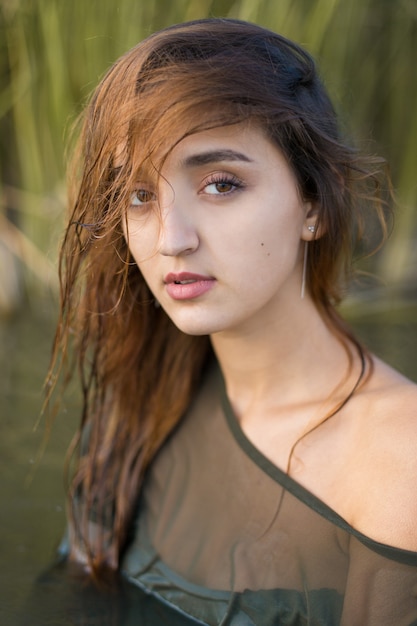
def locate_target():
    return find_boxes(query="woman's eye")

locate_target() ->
[130,188,156,206]
[206,182,234,194]
[203,176,242,196]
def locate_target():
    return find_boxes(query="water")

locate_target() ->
[0,303,73,624]
[1,297,416,625]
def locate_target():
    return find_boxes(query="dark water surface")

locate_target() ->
[0,303,73,624]
[1,298,416,625]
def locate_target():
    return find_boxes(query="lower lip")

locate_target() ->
[165,279,215,300]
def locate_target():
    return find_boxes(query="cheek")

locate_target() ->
[259,241,271,258]
[125,213,161,263]
[237,213,304,286]
[243,212,300,258]
[258,203,305,254]
[135,260,157,293]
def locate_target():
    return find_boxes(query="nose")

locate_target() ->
[158,193,199,257]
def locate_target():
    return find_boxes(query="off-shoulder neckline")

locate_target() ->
[218,367,417,567]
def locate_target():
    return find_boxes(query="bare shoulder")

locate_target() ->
[349,356,417,550]
[362,356,417,434]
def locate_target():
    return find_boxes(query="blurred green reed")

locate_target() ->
[0,0,416,315]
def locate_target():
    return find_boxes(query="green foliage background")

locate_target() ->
[1,0,416,314]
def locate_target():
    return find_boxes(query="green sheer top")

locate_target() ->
[122,363,417,625]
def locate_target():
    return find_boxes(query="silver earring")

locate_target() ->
[301,226,315,298]
[301,240,308,299]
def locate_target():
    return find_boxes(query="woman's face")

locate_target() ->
[124,123,313,337]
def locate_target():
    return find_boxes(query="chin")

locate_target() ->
[172,321,216,337]
[168,313,226,337]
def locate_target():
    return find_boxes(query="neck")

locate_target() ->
[210,298,353,416]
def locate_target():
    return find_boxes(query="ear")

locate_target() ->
[301,202,323,241]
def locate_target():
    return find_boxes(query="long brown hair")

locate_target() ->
[49,18,389,574]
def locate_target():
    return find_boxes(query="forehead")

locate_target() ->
[164,123,260,165]
[129,120,270,174]
[153,124,301,196]
[123,94,258,169]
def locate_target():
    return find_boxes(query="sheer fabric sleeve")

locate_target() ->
[341,536,417,626]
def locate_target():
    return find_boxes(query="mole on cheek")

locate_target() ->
[260,242,270,256]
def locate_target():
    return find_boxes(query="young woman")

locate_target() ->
[51,18,417,625]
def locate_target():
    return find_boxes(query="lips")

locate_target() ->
[164,272,216,300]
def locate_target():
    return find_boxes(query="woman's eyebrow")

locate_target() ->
[183,149,253,167]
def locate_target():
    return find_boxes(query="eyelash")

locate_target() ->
[130,187,156,207]
[201,173,245,196]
